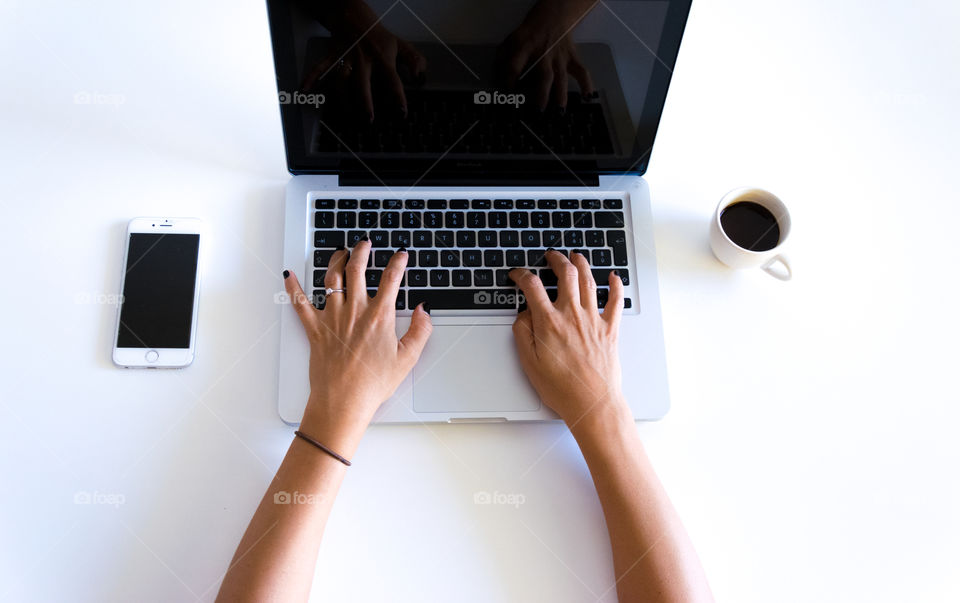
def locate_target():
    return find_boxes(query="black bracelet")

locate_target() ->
[294,430,352,466]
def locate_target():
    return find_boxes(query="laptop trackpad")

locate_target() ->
[413,325,541,413]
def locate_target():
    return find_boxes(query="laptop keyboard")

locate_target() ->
[311,197,634,312]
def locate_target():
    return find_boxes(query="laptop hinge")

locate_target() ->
[337,159,600,187]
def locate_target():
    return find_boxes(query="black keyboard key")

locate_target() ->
[347,231,367,247]
[452,269,472,287]
[572,211,592,227]
[608,231,628,265]
[313,269,326,287]
[315,199,335,209]
[624,298,632,309]
[509,212,529,228]
[471,199,491,209]
[450,199,469,209]
[435,230,455,247]
[315,211,335,228]
[495,269,512,286]
[506,250,526,267]
[473,269,493,286]
[545,288,559,302]
[358,212,378,228]
[456,231,476,247]
[540,269,558,286]
[585,230,605,246]
[413,231,432,247]
[527,249,547,267]
[582,199,601,209]
[594,211,625,228]
[445,212,465,228]
[338,199,359,209]
[430,269,450,287]
[484,250,504,266]
[488,212,508,228]
[314,231,345,248]
[530,211,550,228]
[374,250,393,267]
[440,250,460,267]
[405,199,425,209]
[603,198,623,209]
[560,199,579,209]
[406,250,417,267]
[463,249,482,266]
[312,288,326,309]
[591,248,612,266]
[337,212,357,228]
[597,287,608,308]
[366,270,383,288]
[592,268,629,285]
[542,230,563,247]
[369,231,390,247]
[423,211,443,228]
[407,269,428,287]
[314,249,335,267]
[516,199,536,209]
[467,212,486,228]
[396,291,406,310]
[359,199,379,209]
[500,231,520,247]
[419,250,439,267]
[427,199,447,209]
[402,212,421,228]
[391,231,411,247]
[408,288,518,310]
[494,199,513,209]
[383,199,402,210]
[563,231,584,247]
[552,212,572,228]
[537,199,558,209]
[478,231,498,247]
[520,231,540,247]
[380,212,400,229]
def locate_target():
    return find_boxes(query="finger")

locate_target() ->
[535,62,553,111]
[603,269,625,331]
[398,40,426,79]
[323,247,349,308]
[570,252,598,312]
[511,309,537,363]
[345,239,372,304]
[553,62,568,110]
[384,68,408,116]
[546,250,580,307]
[509,268,552,323]
[398,303,433,366]
[302,55,335,91]
[567,55,596,98]
[283,269,317,328]
[375,248,408,311]
[353,52,375,122]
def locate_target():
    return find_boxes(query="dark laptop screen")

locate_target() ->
[266,0,691,183]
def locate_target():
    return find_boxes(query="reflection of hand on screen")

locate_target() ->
[496,0,598,111]
[300,0,426,122]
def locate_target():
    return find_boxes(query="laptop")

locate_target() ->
[268,0,691,424]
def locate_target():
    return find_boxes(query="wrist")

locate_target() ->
[565,394,633,444]
[299,395,373,459]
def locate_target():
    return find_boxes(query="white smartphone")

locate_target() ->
[112,217,203,368]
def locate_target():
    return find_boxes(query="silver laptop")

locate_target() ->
[268,0,692,424]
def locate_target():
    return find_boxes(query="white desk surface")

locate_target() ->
[2,0,959,601]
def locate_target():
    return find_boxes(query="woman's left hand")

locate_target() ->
[283,241,432,457]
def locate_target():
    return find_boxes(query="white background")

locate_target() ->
[2,0,959,601]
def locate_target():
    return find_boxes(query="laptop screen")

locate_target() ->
[266,0,691,183]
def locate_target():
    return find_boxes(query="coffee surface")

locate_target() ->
[720,201,780,251]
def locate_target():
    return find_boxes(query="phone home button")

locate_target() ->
[145,350,159,363]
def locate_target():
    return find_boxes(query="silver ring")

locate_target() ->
[325,287,346,296]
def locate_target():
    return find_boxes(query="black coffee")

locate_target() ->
[720,201,780,251]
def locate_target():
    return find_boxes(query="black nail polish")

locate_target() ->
[613,269,620,276]
[335,245,346,251]
[398,246,407,253]
[422,302,431,315]
[547,247,555,252]
[360,234,369,242]
[282,269,290,279]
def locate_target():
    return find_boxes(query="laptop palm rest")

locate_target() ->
[412,324,541,413]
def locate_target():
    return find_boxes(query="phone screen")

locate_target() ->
[116,233,200,349]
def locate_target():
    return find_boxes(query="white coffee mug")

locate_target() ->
[709,187,792,281]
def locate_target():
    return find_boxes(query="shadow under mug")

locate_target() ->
[709,187,792,281]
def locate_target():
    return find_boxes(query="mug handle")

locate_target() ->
[761,254,792,281]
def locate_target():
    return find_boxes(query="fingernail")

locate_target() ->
[547,247,555,252]
[282,269,290,279]
[398,246,407,253]
[613,269,620,276]
[422,302,431,315]
[360,234,369,242]
[335,245,346,251]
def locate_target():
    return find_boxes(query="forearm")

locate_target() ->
[216,408,364,602]
[571,402,713,603]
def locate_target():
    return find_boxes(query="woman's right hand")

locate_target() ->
[509,250,629,427]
